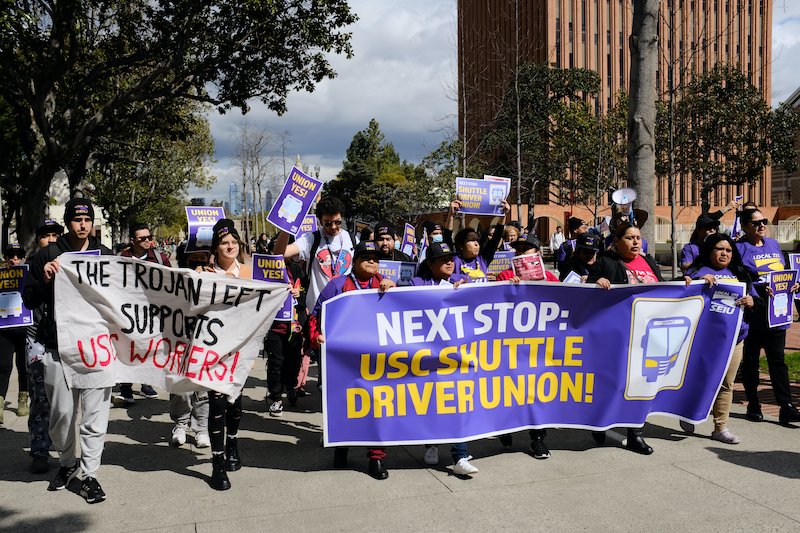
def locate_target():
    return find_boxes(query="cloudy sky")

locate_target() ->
[195,0,800,204]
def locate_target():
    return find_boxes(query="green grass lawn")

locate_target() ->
[762,352,800,382]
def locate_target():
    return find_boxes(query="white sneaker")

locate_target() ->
[679,420,695,434]
[171,425,187,446]
[195,432,210,448]
[423,446,439,465]
[269,399,283,417]
[452,456,479,476]
[711,428,741,444]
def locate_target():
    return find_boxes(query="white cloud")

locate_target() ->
[771,2,800,104]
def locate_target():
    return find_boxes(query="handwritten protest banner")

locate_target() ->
[321,281,743,446]
[378,260,418,287]
[252,253,293,321]
[54,256,288,396]
[296,215,318,238]
[0,265,33,329]
[185,206,225,252]
[455,177,509,216]
[768,269,798,328]
[267,167,323,236]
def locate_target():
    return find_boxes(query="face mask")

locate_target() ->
[432,234,443,243]
[394,241,401,250]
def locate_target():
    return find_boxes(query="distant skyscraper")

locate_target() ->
[228,182,239,215]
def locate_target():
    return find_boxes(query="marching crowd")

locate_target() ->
[0,194,799,503]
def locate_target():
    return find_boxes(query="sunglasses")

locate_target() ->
[6,253,24,260]
[136,235,154,242]
[323,220,343,227]
[750,220,767,227]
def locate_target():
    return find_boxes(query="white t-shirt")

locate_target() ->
[295,229,354,311]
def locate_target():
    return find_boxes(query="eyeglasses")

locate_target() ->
[750,220,767,227]
[323,220,343,227]
[136,235,154,242]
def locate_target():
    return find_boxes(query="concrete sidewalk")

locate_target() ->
[1,359,799,532]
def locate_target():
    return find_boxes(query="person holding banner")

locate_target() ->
[409,243,468,287]
[588,223,663,455]
[23,197,114,503]
[682,233,757,444]
[452,200,510,283]
[374,221,412,262]
[736,209,800,425]
[0,244,29,424]
[309,241,396,480]
[558,233,602,282]
[196,219,252,491]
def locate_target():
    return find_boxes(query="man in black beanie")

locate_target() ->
[23,197,114,504]
[374,221,412,262]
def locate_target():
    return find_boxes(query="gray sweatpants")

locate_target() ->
[42,349,111,479]
[169,392,209,434]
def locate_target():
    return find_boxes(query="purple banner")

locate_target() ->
[0,265,33,329]
[267,167,323,237]
[767,269,797,328]
[321,281,744,446]
[456,177,509,216]
[377,260,417,287]
[185,206,225,252]
[401,223,416,257]
[296,215,318,238]
[252,253,293,321]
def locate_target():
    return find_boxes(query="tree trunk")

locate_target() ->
[627,0,659,251]
[700,182,711,214]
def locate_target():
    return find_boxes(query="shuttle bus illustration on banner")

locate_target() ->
[640,317,691,382]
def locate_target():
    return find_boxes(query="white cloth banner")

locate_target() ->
[54,254,288,397]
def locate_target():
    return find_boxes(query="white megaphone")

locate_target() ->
[611,188,637,212]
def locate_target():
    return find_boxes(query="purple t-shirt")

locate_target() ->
[453,256,490,283]
[736,238,784,285]
[680,243,699,268]
[690,265,753,343]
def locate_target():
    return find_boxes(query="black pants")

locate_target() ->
[27,359,52,456]
[742,326,791,407]
[0,329,26,398]
[265,330,302,400]
[208,391,242,453]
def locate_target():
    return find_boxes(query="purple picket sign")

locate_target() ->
[296,215,318,238]
[321,281,743,447]
[267,167,323,237]
[377,260,417,287]
[487,251,515,275]
[767,269,797,328]
[252,253,293,321]
[788,254,800,300]
[456,177,509,216]
[401,223,416,257]
[0,265,33,329]
[185,206,225,252]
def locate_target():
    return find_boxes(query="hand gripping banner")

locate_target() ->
[55,255,288,396]
[321,281,744,446]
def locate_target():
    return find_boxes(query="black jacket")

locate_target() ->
[378,249,413,262]
[23,235,113,348]
[587,250,664,285]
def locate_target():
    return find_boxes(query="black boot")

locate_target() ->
[210,454,231,491]
[498,434,513,448]
[225,437,241,471]
[746,403,764,422]
[368,459,389,480]
[779,403,800,425]
[333,447,349,468]
[625,429,653,455]
[591,431,606,444]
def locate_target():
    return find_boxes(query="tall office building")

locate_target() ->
[228,182,239,215]
[458,0,773,210]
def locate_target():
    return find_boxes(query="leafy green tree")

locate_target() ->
[673,64,800,212]
[0,0,356,246]
[477,62,600,225]
[86,100,215,243]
